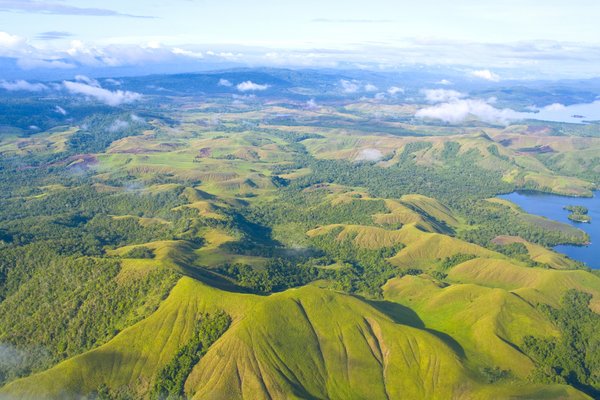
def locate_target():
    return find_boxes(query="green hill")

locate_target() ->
[0,278,589,400]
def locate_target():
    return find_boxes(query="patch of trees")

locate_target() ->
[564,205,591,223]
[523,290,600,398]
[438,253,477,270]
[456,200,588,248]
[68,114,149,154]
[124,246,155,259]
[0,247,179,386]
[216,259,318,293]
[151,312,231,400]
[308,228,405,296]
[246,194,388,230]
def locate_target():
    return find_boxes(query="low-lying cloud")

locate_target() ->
[387,86,404,95]
[63,77,142,106]
[236,81,269,91]
[54,105,67,115]
[0,79,48,91]
[107,119,130,133]
[305,98,319,110]
[218,78,233,87]
[470,69,501,82]
[421,88,465,103]
[356,148,384,161]
[340,79,360,93]
[416,98,524,125]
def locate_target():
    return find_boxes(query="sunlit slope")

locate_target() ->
[307,223,497,268]
[1,277,586,400]
[0,278,259,399]
[399,194,460,228]
[492,235,578,270]
[373,195,458,233]
[384,276,558,377]
[448,258,600,310]
[185,285,585,400]
[302,131,595,196]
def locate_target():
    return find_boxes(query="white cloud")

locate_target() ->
[364,84,378,92]
[107,119,130,132]
[305,98,319,110]
[130,113,144,123]
[0,79,48,91]
[356,148,383,161]
[218,78,233,87]
[340,79,360,93]
[63,78,142,106]
[0,31,25,49]
[171,47,203,59]
[387,86,404,95]
[54,105,67,115]
[437,79,453,85]
[543,103,566,111]
[421,89,466,103]
[236,81,269,91]
[416,98,524,125]
[104,78,122,86]
[17,58,75,70]
[470,69,501,82]
[74,75,98,85]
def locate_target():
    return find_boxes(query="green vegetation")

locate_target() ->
[439,253,477,270]
[151,311,231,400]
[124,246,155,259]
[565,205,592,223]
[0,74,599,399]
[523,290,600,398]
[0,247,178,385]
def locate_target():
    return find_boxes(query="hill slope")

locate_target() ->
[0,278,588,400]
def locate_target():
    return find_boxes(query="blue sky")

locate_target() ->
[1,0,600,78]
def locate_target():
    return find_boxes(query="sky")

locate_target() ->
[1,0,600,79]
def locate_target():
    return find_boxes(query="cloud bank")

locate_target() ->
[1,28,600,80]
[63,77,142,106]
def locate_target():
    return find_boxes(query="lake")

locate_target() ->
[524,100,600,124]
[498,191,600,269]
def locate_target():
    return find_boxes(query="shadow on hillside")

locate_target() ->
[363,298,466,358]
[178,264,253,294]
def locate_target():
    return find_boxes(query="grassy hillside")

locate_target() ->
[1,278,589,400]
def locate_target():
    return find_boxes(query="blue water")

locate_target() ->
[524,100,600,124]
[498,191,600,269]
